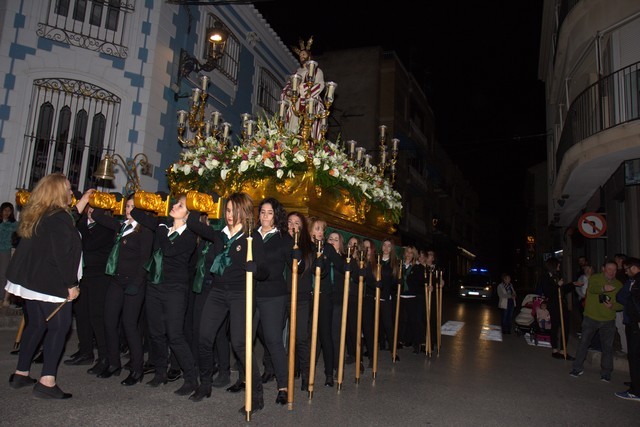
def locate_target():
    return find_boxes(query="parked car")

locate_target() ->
[457,268,495,300]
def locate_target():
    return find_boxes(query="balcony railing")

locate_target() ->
[555,60,640,172]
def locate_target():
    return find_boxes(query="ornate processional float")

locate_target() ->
[165,56,403,241]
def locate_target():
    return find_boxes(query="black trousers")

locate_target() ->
[190,280,230,375]
[17,299,72,377]
[291,298,311,378]
[256,294,288,389]
[317,292,334,376]
[145,282,197,382]
[75,274,109,359]
[626,324,640,395]
[399,296,421,347]
[104,277,145,372]
[346,296,358,357]
[362,296,375,360]
[379,299,395,350]
[198,286,262,400]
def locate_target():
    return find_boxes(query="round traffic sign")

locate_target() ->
[578,212,606,238]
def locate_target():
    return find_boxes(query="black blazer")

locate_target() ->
[7,209,82,299]
[92,208,153,291]
[77,214,116,278]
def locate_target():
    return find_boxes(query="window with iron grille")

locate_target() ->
[18,78,121,191]
[257,68,281,115]
[39,0,133,58]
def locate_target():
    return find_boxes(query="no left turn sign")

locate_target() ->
[578,212,607,238]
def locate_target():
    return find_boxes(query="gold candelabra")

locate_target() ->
[177,75,231,148]
[279,60,337,146]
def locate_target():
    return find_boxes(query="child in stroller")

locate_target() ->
[514,294,552,345]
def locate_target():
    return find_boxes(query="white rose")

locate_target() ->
[277,169,284,179]
[239,160,249,173]
[264,158,275,169]
[183,164,192,175]
[221,168,229,180]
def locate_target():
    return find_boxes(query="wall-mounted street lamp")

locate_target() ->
[175,21,228,93]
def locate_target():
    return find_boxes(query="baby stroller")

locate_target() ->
[514,293,538,337]
[514,294,553,345]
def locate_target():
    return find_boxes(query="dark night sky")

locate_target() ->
[254,1,547,273]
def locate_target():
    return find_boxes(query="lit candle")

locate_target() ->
[241,113,251,125]
[246,120,255,137]
[177,110,187,126]
[192,88,201,104]
[278,100,288,118]
[204,120,212,136]
[348,140,356,156]
[379,125,387,140]
[201,75,209,91]
[291,74,302,91]
[326,82,337,101]
[211,111,221,127]
[356,146,365,162]
[364,154,371,168]
[306,60,317,80]
[392,138,399,151]
[222,122,231,140]
[320,116,327,127]
[306,98,315,115]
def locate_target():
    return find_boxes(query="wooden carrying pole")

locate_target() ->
[287,231,299,409]
[355,251,365,384]
[243,232,254,421]
[337,247,352,390]
[425,267,432,357]
[372,254,382,379]
[13,315,26,350]
[392,259,402,363]
[558,285,568,359]
[436,270,443,355]
[46,299,70,322]
[308,240,322,398]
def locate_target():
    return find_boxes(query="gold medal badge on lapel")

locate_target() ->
[236,244,242,252]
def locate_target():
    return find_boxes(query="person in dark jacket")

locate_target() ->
[5,173,88,399]
[187,192,268,416]
[540,257,576,360]
[615,257,640,401]
[64,206,115,369]
[91,194,154,385]
[131,194,198,395]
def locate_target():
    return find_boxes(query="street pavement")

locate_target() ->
[0,298,637,426]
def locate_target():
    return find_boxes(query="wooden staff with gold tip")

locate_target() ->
[557,283,568,360]
[287,231,300,410]
[392,258,402,363]
[425,266,433,357]
[337,246,352,391]
[372,254,382,380]
[437,269,443,355]
[46,299,70,322]
[13,316,26,350]
[307,239,323,399]
[243,222,254,421]
[355,250,365,384]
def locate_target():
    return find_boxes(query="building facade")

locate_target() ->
[539,0,640,276]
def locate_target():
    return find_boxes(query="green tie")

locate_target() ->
[144,231,179,284]
[210,230,242,276]
[403,264,412,292]
[105,223,133,276]
[192,241,212,293]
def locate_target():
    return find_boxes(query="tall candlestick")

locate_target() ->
[177,110,187,126]
[222,122,231,140]
[380,149,386,166]
[306,60,317,81]
[392,138,399,152]
[364,154,371,168]
[379,125,387,140]
[356,147,365,162]
[348,140,356,156]
[246,120,255,137]
[211,111,221,127]
[204,120,212,137]
[306,98,315,115]
[326,82,337,101]
[201,75,209,91]
[192,88,201,104]
[291,74,301,91]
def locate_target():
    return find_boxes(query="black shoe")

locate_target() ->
[121,371,143,386]
[261,372,275,384]
[32,350,44,364]
[301,378,308,392]
[212,373,231,388]
[97,365,122,379]
[32,382,72,399]
[275,389,287,405]
[64,353,94,366]
[174,380,198,396]
[9,373,36,389]
[68,350,80,359]
[142,362,155,375]
[325,375,334,387]
[189,384,212,402]
[167,369,182,382]
[238,398,264,415]
[226,380,245,393]
[146,374,168,387]
[87,359,109,375]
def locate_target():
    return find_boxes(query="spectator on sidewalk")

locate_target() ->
[614,257,640,401]
[614,253,628,355]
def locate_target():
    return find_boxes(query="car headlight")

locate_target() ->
[484,286,491,291]
[460,285,465,289]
